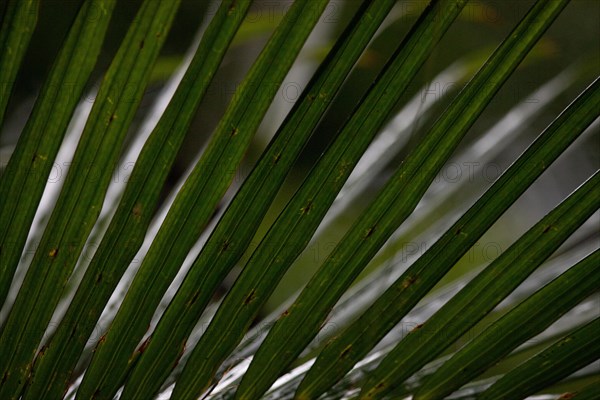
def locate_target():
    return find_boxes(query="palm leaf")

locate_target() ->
[0,0,597,399]
[0,0,39,130]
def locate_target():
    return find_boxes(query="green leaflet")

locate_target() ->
[360,164,600,398]
[297,74,600,399]
[0,0,114,307]
[0,0,119,397]
[76,1,329,399]
[413,244,600,400]
[118,0,398,399]
[238,1,571,399]
[173,2,469,399]
[479,317,600,400]
[571,381,600,399]
[0,0,180,390]
[21,1,252,399]
[0,0,39,132]
[0,0,595,398]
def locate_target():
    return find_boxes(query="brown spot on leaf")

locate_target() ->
[174,343,186,367]
[401,275,417,289]
[227,3,236,15]
[542,225,555,233]
[48,248,58,258]
[138,337,151,354]
[244,289,256,305]
[31,153,47,163]
[132,203,143,219]
[455,227,468,237]
[301,201,313,214]
[38,345,48,357]
[340,345,352,358]
[365,226,376,238]
[220,240,230,253]
[190,291,200,305]
[558,393,575,400]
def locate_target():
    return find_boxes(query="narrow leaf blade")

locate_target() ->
[0,0,115,306]
[22,1,252,399]
[119,0,400,398]
[174,1,470,399]
[0,0,39,131]
[0,1,179,397]
[479,317,600,400]
[77,1,331,398]
[414,241,600,400]
[299,61,599,400]
[239,1,572,398]
[362,167,600,398]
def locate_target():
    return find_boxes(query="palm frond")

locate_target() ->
[0,0,597,399]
